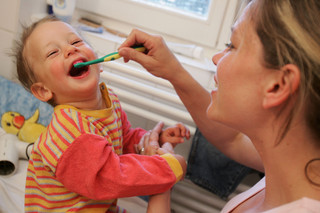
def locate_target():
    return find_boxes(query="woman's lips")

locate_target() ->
[209,74,218,91]
[214,74,218,85]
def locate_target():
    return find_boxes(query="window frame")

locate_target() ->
[76,0,240,49]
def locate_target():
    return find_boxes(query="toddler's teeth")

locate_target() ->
[73,60,83,65]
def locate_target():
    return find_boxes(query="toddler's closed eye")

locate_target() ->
[72,40,83,45]
[47,50,58,58]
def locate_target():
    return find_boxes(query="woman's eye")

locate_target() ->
[225,42,235,50]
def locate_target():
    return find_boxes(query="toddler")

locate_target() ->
[14,16,189,212]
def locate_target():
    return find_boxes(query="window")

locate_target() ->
[76,0,240,49]
[133,0,211,17]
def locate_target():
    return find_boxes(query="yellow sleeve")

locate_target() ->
[160,153,183,183]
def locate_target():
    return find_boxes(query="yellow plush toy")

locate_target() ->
[1,109,46,143]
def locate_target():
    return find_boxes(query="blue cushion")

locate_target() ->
[0,76,53,127]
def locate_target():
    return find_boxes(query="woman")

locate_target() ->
[119,0,320,212]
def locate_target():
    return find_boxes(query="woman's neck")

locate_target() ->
[260,123,320,210]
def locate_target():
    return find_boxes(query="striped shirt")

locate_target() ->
[25,83,183,212]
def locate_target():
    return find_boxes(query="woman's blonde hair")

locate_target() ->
[250,0,320,185]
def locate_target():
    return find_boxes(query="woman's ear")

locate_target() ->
[30,82,53,102]
[263,64,300,109]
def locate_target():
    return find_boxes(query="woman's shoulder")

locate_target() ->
[221,177,266,213]
[222,177,320,213]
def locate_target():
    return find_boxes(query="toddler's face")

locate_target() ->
[24,21,101,106]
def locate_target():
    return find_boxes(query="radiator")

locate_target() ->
[100,61,196,135]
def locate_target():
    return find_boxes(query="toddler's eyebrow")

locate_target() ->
[44,42,54,48]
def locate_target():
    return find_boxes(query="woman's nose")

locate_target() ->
[64,45,78,57]
[212,50,224,66]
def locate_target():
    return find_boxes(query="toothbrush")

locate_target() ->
[74,46,146,68]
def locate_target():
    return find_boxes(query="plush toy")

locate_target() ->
[1,109,46,143]
[0,76,52,176]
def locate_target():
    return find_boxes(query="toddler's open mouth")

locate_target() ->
[70,60,89,77]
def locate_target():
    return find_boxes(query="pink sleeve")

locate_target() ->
[56,133,176,200]
[120,109,147,154]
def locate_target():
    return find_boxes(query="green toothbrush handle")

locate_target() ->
[102,53,121,62]
[74,46,146,68]
[103,46,146,62]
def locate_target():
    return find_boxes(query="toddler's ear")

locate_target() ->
[30,82,53,102]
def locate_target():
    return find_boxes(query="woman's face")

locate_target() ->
[207,7,272,131]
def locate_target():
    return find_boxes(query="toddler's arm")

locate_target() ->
[147,190,171,213]
[141,123,185,213]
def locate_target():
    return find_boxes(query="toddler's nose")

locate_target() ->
[64,45,78,57]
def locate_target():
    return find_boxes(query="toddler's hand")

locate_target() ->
[159,122,190,147]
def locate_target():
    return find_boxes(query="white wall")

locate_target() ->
[0,0,47,80]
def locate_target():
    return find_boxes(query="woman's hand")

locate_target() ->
[135,121,164,156]
[118,29,185,82]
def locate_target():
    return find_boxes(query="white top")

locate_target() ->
[221,177,320,213]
